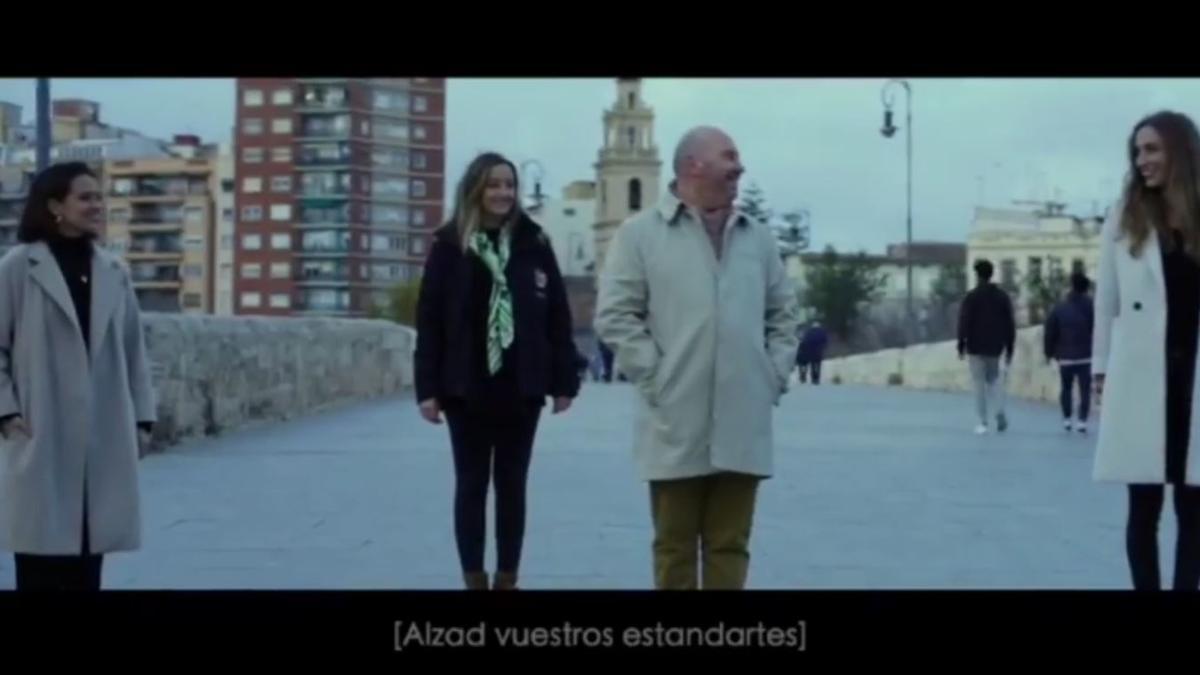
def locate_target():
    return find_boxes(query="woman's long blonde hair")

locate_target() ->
[1119,110,1200,263]
[450,152,522,248]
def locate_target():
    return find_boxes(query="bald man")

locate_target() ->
[595,127,800,590]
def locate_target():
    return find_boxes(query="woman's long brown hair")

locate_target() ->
[1119,110,1200,263]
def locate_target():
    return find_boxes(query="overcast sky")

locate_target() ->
[2,77,1198,253]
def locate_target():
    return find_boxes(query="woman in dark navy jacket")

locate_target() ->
[414,152,580,590]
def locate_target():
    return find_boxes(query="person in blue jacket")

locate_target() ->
[796,322,829,385]
[1044,272,1095,433]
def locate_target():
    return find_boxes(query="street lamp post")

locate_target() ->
[880,79,913,336]
[519,159,546,212]
[35,78,51,172]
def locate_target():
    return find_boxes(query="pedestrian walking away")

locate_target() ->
[595,126,800,590]
[1044,271,1095,434]
[957,258,1016,435]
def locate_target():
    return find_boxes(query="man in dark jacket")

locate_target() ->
[1044,272,1094,434]
[957,259,1016,435]
[796,322,829,384]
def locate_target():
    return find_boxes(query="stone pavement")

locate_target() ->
[0,381,1158,590]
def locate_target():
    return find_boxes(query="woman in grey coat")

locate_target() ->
[0,162,156,591]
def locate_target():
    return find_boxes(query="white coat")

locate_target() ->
[1093,204,1200,485]
[0,241,156,554]
[595,191,800,482]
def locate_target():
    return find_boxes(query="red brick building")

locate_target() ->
[233,78,445,317]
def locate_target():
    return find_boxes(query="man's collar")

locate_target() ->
[657,183,750,228]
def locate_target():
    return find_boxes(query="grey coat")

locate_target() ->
[595,191,800,481]
[0,241,156,554]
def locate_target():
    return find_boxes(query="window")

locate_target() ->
[628,92,636,109]
[183,293,203,309]
[270,262,291,279]
[271,146,293,163]
[242,234,262,251]
[222,207,234,223]
[109,208,130,223]
[182,264,204,279]
[240,292,262,309]
[300,172,351,195]
[111,177,134,196]
[271,175,293,193]
[374,90,408,110]
[272,118,293,134]
[272,89,294,106]
[371,147,408,168]
[271,233,292,250]
[411,237,426,255]
[221,178,235,193]
[302,230,351,251]
[221,234,234,250]
[302,114,350,136]
[241,205,263,222]
[242,177,263,193]
[373,177,408,197]
[299,142,350,165]
[371,233,407,252]
[628,178,642,212]
[270,204,292,221]
[376,120,408,140]
[270,294,291,309]
[243,89,264,107]
[241,263,262,279]
[184,235,205,251]
[242,147,264,163]
[564,208,577,216]
[412,124,427,140]
[626,126,636,148]
[411,152,427,170]
[412,209,426,226]
[243,118,263,135]
[371,205,408,225]
[412,180,427,198]
[413,95,428,113]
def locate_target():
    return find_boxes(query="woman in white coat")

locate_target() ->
[1093,111,1200,591]
[0,162,156,591]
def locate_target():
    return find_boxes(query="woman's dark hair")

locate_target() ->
[18,161,98,243]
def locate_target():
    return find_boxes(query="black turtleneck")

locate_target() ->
[43,232,152,436]
[46,231,95,351]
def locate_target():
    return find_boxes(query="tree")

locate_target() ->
[930,263,968,310]
[802,246,888,340]
[776,210,811,259]
[370,278,423,327]
[737,182,772,225]
[1027,268,1068,325]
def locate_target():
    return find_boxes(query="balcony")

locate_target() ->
[295,269,352,284]
[294,155,352,168]
[127,237,184,258]
[298,188,352,199]
[298,244,353,256]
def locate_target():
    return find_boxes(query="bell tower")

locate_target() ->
[593,78,661,279]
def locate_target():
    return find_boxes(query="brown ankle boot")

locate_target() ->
[463,571,489,590]
[492,572,518,590]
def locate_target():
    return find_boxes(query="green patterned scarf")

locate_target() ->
[469,229,514,374]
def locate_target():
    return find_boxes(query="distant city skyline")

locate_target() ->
[3,77,1199,254]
